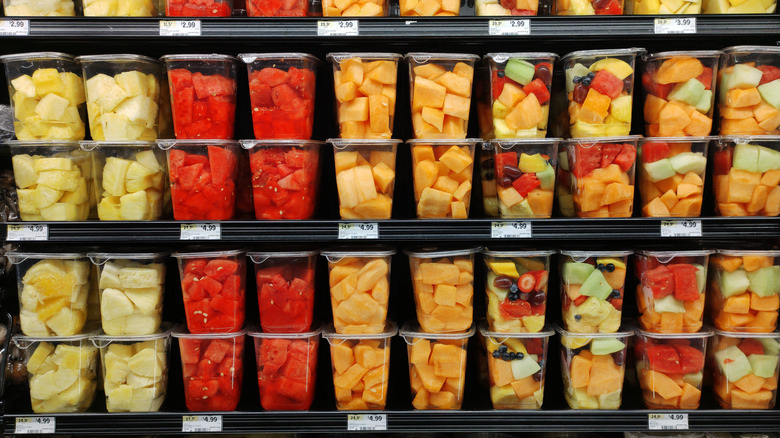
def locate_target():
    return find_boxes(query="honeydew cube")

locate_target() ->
[40,202,80,221]
[729,64,763,90]
[86,74,128,112]
[35,93,70,121]
[11,75,37,98]
[102,288,135,321]
[758,79,780,110]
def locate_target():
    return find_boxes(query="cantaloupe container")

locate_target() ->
[703,0,775,13]
[559,250,632,334]
[565,136,639,218]
[405,246,480,333]
[81,0,157,15]
[709,330,780,409]
[634,328,713,409]
[635,250,713,334]
[322,323,396,410]
[328,138,400,220]
[165,0,233,16]
[638,137,712,218]
[3,0,77,16]
[400,322,474,410]
[557,325,632,409]
[1,52,86,141]
[709,250,780,333]
[479,142,500,217]
[327,52,401,139]
[627,0,701,13]
[474,0,542,15]
[553,0,624,14]
[556,148,575,217]
[408,139,479,219]
[561,49,644,138]
[717,46,780,135]
[711,136,780,217]
[246,0,307,15]
[322,0,387,15]
[399,0,459,15]
[491,138,560,218]
[406,52,480,139]
[322,247,395,334]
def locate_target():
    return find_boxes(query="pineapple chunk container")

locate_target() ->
[3,0,77,16]
[711,136,780,217]
[703,0,775,13]
[490,138,560,218]
[627,0,702,13]
[322,0,387,15]
[0,52,86,141]
[81,0,157,16]
[474,0,542,15]
[399,0,461,15]
[553,0,626,14]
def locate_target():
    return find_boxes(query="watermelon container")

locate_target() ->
[161,54,237,140]
[322,322,397,410]
[165,0,233,16]
[717,46,780,135]
[406,52,480,139]
[711,136,780,217]
[239,53,319,140]
[408,139,479,219]
[2,0,77,16]
[478,321,553,409]
[565,136,639,218]
[328,138,400,220]
[81,0,157,15]
[474,0,543,15]
[405,246,481,333]
[327,52,401,139]
[246,0,308,15]
[249,326,321,410]
[637,137,713,218]
[400,322,475,410]
[490,138,560,218]
[634,327,713,409]
[635,249,713,334]
[552,0,624,14]
[709,330,780,409]
[627,0,702,13]
[399,0,461,15]
[702,0,776,13]
[322,0,388,15]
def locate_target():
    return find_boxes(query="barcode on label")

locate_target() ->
[491,221,532,238]
[318,20,359,36]
[338,222,378,239]
[182,415,222,432]
[648,413,688,430]
[488,19,530,36]
[180,223,221,240]
[660,220,701,237]
[7,224,48,241]
[15,417,55,434]
[347,414,386,431]
[160,20,201,36]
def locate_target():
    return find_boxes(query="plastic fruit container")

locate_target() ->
[323,0,387,15]
[555,148,576,217]
[1,52,86,141]
[406,247,481,333]
[627,0,702,12]
[400,0,460,15]
[247,0,307,15]
[561,48,643,138]
[475,0,542,15]
[3,0,76,15]
[173,328,245,411]
[161,54,237,140]
[409,139,479,219]
[483,249,554,333]
[710,330,780,409]
[322,323,396,410]
[322,247,395,334]
[635,250,712,334]
[240,140,322,220]
[709,250,780,333]
[553,0,624,14]
[249,249,318,333]
[703,0,775,13]
[712,136,780,217]
[638,137,712,218]
[249,327,321,410]
[82,0,157,15]
[329,138,400,220]
[717,46,780,135]
[479,143,499,217]
[557,326,632,409]
[479,321,553,409]
[9,140,94,221]
[634,328,713,409]
[565,136,639,218]
[406,52,480,139]
[327,52,401,139]
[491,138,560,218]
[166,0,233,15]
[400,322,474,410]
[173,249,246,334]
[559,250,632,334]
[13,333,98,413]
[158,139,240,220]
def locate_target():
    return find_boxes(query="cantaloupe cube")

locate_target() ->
[353,164,378,203]
[643,369,683,400]
[441,0,459,12]
[358,78,383,97]
[570,354,592,388]
[453,62,474,80]
[655,174,683,194]
[416,363,446,392]
[411,339,432,365]
[578,180,606,212]
[750,292,780,311]
[413,76,447,111]
[418,292,436,314]
[417,187,453,218]
[339,97,369,123]
[659,103,691,136]
[498,83,526,108]
[435,72,471,97]
[644,95,667,124]
[506,94,543,130]
[747,184,769,212]
[579,89,611,124]
[724,292,751,314]
[498,186,524,208]
[682,171,704,186]
[730,388,773,409]
[721,105,755,119]
[726,87,762,108]
[439,146,473,174]
[412,146,436,163]
[371,162,395,194]
[727,168,761,204]
[735,373,766,393]
[414,64,447,81]
[422,106,445,132]
[668,142,693,156]
[643,197,671,217]
[365,61,396,85]
[452,181,471,202]
[684,110,713,136]
[744,311,778,332]
[764,186,780,214]
[450,201,467,218]
[759,169,780,187]
[721,117,765,135]
[420,262,460,285]
[368,94,390,134]
[678,382,701,409]
[587,354,623,397]
[442,93,470,120]
[602,182,633,205]
[340,121,366,138]
[354,195,393,219]
[429,390,457,409]
[332,343,357,375]
[433,284,457,306]
[336,82,358,103]
[433,175,459,194]
[659,312,684,332]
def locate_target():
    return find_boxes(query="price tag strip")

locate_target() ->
[661,219,702,237]
[7,224,48,241]
[654,17,696,34]
[491,221,532,239]
[180,223,221,240]
[182,415,222,433]
[488,19,530,36]
[15,417,56,434]
[160,19,201,36]
[648,413,689,430]
[317,20,359,36]
[0,19,29,36]
[338,222,379,240]
[347,414,387,431]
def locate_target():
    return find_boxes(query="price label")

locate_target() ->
[317,20,359,36]
[648,413,688,430]
[654,17,696,34]
[347,414,386,431]
[180,223,221,240]
[15,417,56,434]
[7,224,48,241]
[0,19,29,36]
[488,19,530,36]
[661,219,701,237]
[338,222,378,240]
[491,221,532,239]
[159,20,201,36]
[182,415,222,433]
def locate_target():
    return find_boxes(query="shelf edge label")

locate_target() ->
[160,19,201,36]
[182,415,222,433]
[347,414,386,431]
[660,219,701,237]
[491,221,532,238]
[15,417,55,434]
[488,19,530,36]
[654,17,696,34]
[317,20,359,36]
[180,223,221,240]
[648,413,688,430]
[338,222,378,239]
[7,224,48,241]
[0,19,29,36]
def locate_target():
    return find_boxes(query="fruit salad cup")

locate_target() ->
[327,52,401,139]
[479,321,553,409]
[322,247,395,334]
[712,136,780,217]
[638,137,711,217]
[329,139,399,220]
[480,144,500,217]
[247,0,307,15]
[553,0,623,14]
[710,330,780,409]
[323,0,387,15]
[166,0,233,16]
[557,326,633,409]
[627,0,701,12]
[241,140,322,220]
[703,0,775,13]
[556,148,576,217]
[3,0,76,15]
[635,250,712,334]
[174,249,246,334]
[491,138,560,218]
[406,52,480,139]
[322,323,396,410]
[399,0,460,15]
[1,52,86,141]
[717,46,780,135]
[709,250,780,333]
[409,139,478,219]
[475,0,542,15]
[249,249,318,333]
[562,49,643,138]
[565,136,639,218]
[82,0,157,15]
[249,327,321,410]
[173,328,246,411]
[161,54,237,140]
[634,328,713,409]
[559,250,631,334]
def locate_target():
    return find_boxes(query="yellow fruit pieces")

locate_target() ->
[703,0,776,14]
[101,339,167,412]
[630,0,702,13]
[334,57,397,139]
[98,260,165,335]
[400,0,460,16]
[411,60,474,139]
[567,59,634,138]
[564,349,625,409]
[10,69,85,140]
[85,71,161,141]
[485,337,545,409]
[328,257,391,334]
[718,64,780,135]
[4,0,76,15]
[410,254,474,333]
[475,0,539,15]
[485,256,549,333]
[335,148,396,219]
[330,339,390,410]
[411,143,474,218]
[82,0,157,16]
[323,0,386,16]
[408,337,468,409]
[96,150,166,221]
[26,341,98,413]
[561,256,626,334]
[19,259,90,336]
[13,152,94,221]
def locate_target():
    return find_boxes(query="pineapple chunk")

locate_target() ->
[124,161,156,192]
[86,74,128,112]
[17,189,39,215]
[99,262,123,289]
[114,71,149,97]
[119,190,148,220]
[35,93,70,121]
[26,342,55,374]
[13,93,39,120]
[53,366,80,392]
[102,316,127,335]
[128,348,164,378]
[119,267,160,288]
[144,189,163,220]
[106,384,135,412]
[33,185,64,209]
[59,178,88,205]
[34,157,73,172]
[58,376,96,407]
[45,307,86,336]
[101,288,135,320]
[102,157,133,196]
[124,287,161,315]
[97,196,122,220]
[12,154,39,188]
[32,68,64,97]
[11,74,37,98]
[124,313,160,335]
[29,370,59,400]
[134,150,161,171]
[20,310,49,336]
[37,169,81,191]
[114,95,158,127]
[40,202,80,221]
[59,72,86,106]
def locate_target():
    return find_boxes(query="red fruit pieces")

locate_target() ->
[511,173,541,198]
[494,151,518,170]
[168,68,236,139]
[167,0,232,16]
[590,70,623,99]
[600,143,623,168]
[738,338,765,356]
[696,67,713,90]
[643,265,675,299]
[613,143,636,172]
[523,78,550,105]
[499,298,531,318]
[249,67,316,139]
[646,344,682,374]
[256,338,318,410]
[181,257,245,333]
[667,264,700,301]
[642,72,673,100]
[492,70,511,100]
[672,344,705,374]
[517,273,536,293]
[168,147,238,220]
[642,141,670,164]
[758,65,780,86]
[572,144,602,178]
[249,146,320,220]
[180,336,244,411]
[256,261,315,333]
[247,0,307,16]
[594,0,622,14]
[713,149,732,176]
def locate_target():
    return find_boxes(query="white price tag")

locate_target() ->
[182,415,222,433]
[15,417,55,434]
[648,413,688,430]
[317,20,359,36]
[661,219,701,237]
[488,19,530,36]
[654,17,696,34]
[159,20,201,36]
[338,222,378,240]
[180,223,221,240]
[0,19,29,36]
[491,221,532,238]
[347,414,386,431]
[7,224,48,241]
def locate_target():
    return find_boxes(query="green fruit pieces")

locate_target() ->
[746,265,780,297]
[669,152,707,175]
[654,294,685,313]
[590,337,625,355]
[748,354,779,379]
[715,345,752,383]
[732,143,760,173]
[758,79,780,110]
[580,269,613,301]
[562,261,595,285]
[505,59,535,87]
[719,269,751,298]
[668,78,706,107]
[643,158,676,182]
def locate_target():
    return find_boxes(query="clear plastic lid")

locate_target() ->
[718,135,780,145]
[565,135,642,145]
[237,53,321,64]
[327,52,403,63]
[560,250,633,260]
[90,326,173,347]
[491,138,563,149]
[172,249,246,259]
[642,50,723,61]
[405,52,481,63]
[0,52,76,62]
[7,140,80,148]
[482,248,555,258]
[722,46,780,55]
[715,329,780,339]
[14,330,97,347]
[321,246,396,259]
[322,322,397,341]
[75,54,161,64]
[160,54,237,62]
[7,251,87,264]
[478,320,554,339]
[403,246,482,259]
[240,139,324,150]
[248,325,323,339]
[87,251,169,265]
[171,326,247,339]
[716,249,780,257]
[80,141,157,151]
[555,324,633,339]
[560,48,646,64]
[157,139,239,150]
[400,322,475,341]
[407,138,482,146]
[639,137,716,144]
[483,52,559,63]
[248,249,319,264]
[637,324,713,339]
[327,138,402,149]
[638,249,714,257]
